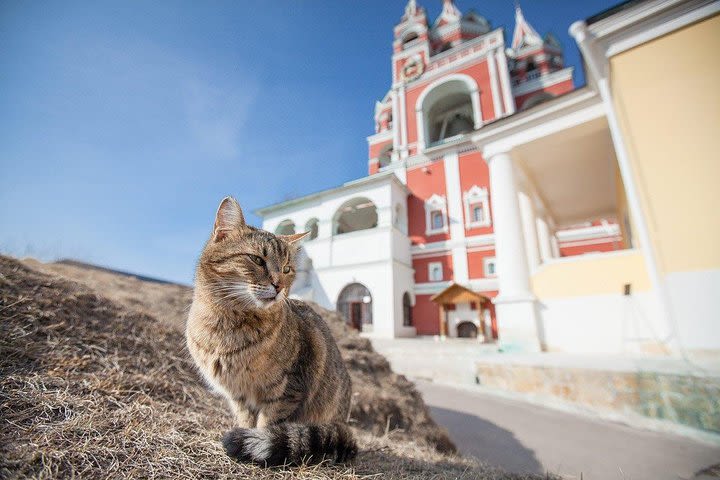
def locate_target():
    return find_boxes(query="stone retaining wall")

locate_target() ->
[476,363,720,433]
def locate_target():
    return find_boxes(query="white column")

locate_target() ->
[486,54,503,120]
[485,147,540,352]
[551,234,561,258]
[391,89,401,161]
[415,108,425,152]
[399,84,409,158]
[470,88,483,128]
[518,190,540,270]
[495,48,516,115]
[536,216,554,263]
[444,151,469,284]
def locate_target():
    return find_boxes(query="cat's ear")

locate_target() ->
[213,196,246,242]
[279,231,310,245]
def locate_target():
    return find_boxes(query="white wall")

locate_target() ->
[538,291,667,354]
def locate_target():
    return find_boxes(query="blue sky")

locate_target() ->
[0,0,614,284]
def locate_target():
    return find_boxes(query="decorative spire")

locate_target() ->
[511,3,543,49]
[435,0,461,26]
[405,0,418,17]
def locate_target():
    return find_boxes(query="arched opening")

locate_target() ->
[420,78,477,147]
[337,283,372,331]
[402,32,419,47]
[275,219,295,235]
[457,321,478,338]
[402,292,413,327]
[378,144,393,169]
[521,92,554,111]
[304,218,319,240]
[333,197,378,235]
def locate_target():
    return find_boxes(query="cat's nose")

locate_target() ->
[271,282,281,293]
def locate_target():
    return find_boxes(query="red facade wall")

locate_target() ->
[467,249,496,279]
[368,140,392,159]
[456,60,497,122]
[458,151,493,236]
[407,160,450,244]
[368,162,379,175]
[413,294,440,335]
[413,254,453,283]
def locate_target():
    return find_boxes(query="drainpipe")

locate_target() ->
[569,21,685,359]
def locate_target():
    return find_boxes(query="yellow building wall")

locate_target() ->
[610,15,720,274]
[532,251,652,299]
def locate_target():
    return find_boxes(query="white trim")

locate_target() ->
[444,151,469,283]
[486,52,503,119]
[512,67,574,96]
[410,233,495,255]
[556,223,621,242]
[463,185,492,229]
[367,129,393,143]
[496,48,516,115]
[424,194,449,235]
[412,250,452,260]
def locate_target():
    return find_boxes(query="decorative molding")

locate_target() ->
[463,185,492,229]
[424,194,449,235]
[512,67,574,96]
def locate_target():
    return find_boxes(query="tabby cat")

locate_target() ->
[186,196,356,466]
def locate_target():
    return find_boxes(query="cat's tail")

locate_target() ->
[222,422,357,467]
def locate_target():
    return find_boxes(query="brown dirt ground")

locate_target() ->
[1,256,554,479]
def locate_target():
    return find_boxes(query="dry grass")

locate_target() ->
[1,256,553,479]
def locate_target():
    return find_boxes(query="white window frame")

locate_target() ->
[424,194,448,235]
[428,261,444,282]
[483,257,497,278]
[463,185,491,229]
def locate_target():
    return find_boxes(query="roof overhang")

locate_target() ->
[254,171,408,218]
[430,283,489,304]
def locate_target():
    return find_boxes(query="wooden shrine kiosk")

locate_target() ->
[430,283,491,340]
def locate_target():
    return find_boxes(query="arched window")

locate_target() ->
[402,32,419,46]
[378,144,393,169]
[337,283,372,330]
[402,292,413,327]
[304,218,319,241]
[463,185,491,228]
[424,194,448,235]
[275,219,295,235]
[333,198,378,235]
[418,77,479,148]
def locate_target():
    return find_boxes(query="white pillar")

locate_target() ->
[551,234,561,258]
[486,54,503,120]
[415,108,425,152]
[495,48,516,115]
[444,151,469,284]
[391,89,401,162]
[470,88,483,129]
[536,216,554,263]
[485,148,540,352]
[399,84,409,158]
[518,190,540,270]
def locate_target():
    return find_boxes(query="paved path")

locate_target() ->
[417,381,720,480]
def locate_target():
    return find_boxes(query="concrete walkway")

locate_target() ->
[417,381,720,480]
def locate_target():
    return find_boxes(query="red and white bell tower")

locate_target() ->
[366,0,576,336]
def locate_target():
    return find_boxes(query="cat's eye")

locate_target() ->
[283,265,291,274]
[249,255,265,266]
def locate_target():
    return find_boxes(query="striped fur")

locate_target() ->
[222,423,357,466]
[187,197,356,467]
